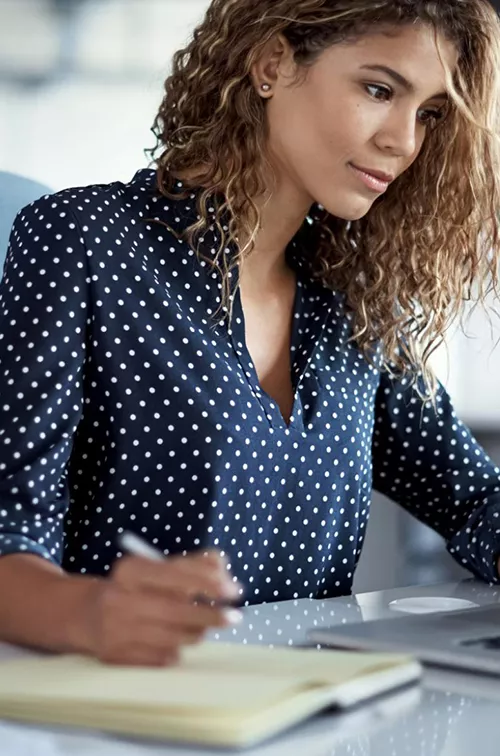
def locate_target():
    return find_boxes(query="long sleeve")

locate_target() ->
[372,371,500,584]
[0,195,89,565]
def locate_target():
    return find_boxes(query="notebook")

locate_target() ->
[0,642,421,748]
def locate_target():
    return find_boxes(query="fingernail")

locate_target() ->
[224,608,244,625]
[222,581,242,599]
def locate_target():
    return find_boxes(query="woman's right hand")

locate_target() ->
[78,550,243,667]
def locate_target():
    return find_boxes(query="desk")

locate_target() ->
[2,579,500,755]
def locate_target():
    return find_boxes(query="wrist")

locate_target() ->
[55,574,102,655]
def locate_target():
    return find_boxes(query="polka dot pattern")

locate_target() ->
[0,168,499,602]
[372,377,500,583]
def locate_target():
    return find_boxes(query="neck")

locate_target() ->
[174,164,313,285]
[239,176,313,287]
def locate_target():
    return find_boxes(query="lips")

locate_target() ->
[350,163,395,183]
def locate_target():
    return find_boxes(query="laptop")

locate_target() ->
[308,603,500,675]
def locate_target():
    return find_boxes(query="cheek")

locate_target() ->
[267,88,383,174]
[311,100,378,164]
[266,95,320,164]
[405,133,426,170]
[415,132,427,158]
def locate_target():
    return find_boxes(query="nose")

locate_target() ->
[374,107,420,159]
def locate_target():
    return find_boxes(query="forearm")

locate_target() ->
[0,554,98,654]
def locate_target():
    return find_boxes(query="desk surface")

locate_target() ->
[2,579,500,756]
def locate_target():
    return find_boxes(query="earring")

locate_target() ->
[260,83,272,93]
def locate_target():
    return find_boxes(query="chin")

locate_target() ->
[316,194,374,222]
[344,207,373,221]
[324,204,373,222]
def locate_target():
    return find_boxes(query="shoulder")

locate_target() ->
[13,168,158,236]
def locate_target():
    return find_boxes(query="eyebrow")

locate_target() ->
[359,64,449,100]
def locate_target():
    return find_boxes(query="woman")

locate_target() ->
[0,0,499,667]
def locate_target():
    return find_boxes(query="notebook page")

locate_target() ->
[0,642,412,712]
[0,655,302,711]
[182,642,413,684]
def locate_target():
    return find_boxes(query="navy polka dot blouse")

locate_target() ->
[0,168,499,602]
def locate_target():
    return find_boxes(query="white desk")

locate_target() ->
[2,579,500,756]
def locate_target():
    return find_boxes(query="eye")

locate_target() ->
[364,83,393,102]
[365,82,448,129]
[417,107,447,128]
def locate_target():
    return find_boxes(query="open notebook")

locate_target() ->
[0,642,421,748]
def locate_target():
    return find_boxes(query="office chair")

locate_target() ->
[0,171,53,269]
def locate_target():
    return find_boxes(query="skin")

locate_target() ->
[1,25,486,664]
[0,549,243,667]
[248,22,457,268]
[244,25,500,579]
[240,23,457,426]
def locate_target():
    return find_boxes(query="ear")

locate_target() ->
[250,34,296,98]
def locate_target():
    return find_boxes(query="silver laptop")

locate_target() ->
[308,603,500,675]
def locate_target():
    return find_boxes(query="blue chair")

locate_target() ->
[0,171,53,269]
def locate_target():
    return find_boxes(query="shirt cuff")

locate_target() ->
[0,533,58,565]
[447,496,500,585]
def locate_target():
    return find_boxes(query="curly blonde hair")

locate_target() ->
[150,0,500,396]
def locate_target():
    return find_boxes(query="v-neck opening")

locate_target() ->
[222,217,335,433]
[229,282,301,431]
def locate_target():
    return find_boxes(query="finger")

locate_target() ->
[195,551,240,590]
[169,556,242,600]
[169,549,232,579]
[188,548,225,566]
[139,596,242,631]
[114,548,240,596]
[191,549,231,577]
[135,623,205,649]
[169,550,237,593]
[115,556,240,602]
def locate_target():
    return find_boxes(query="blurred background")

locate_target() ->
[0,0,499,594]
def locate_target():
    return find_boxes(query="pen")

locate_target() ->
[119,531,166,562]
[118,530,245,609]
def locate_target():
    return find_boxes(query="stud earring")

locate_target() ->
[260,83,272,93]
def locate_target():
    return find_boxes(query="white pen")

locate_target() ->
[118,530,245,612]
[119,530,164,562]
